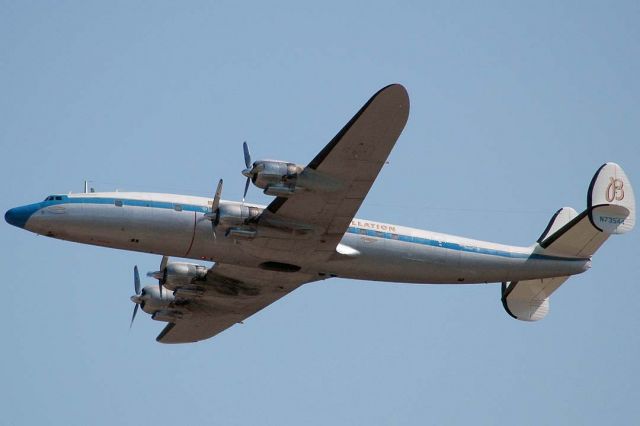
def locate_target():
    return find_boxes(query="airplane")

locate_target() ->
[4,84,635,344]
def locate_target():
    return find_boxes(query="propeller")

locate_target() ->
[158,255,168,297]
[205,179,223,239]
[241,141,252,202]
[130,265,142,328]
[146,255,170,297]
[134,264,140,295]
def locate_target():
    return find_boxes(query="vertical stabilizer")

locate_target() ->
[502,162,634,321]
[587,162,635,234]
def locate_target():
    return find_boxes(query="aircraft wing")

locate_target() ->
[259,84,410,262]
[156,263,317,344]
[157,84,410,343]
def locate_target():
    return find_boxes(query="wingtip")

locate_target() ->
[378,83,408,97]
[376,83,410,112]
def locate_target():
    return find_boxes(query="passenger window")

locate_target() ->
[115,200,123,207]
[174,204,183,211]
[375,231,384,237]
[391,233,399,240]
[358,228,367,235]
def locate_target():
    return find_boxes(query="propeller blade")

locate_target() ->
[211,179,224,239]
[160,256,169,271]
[130,303,139,329]
[159,256,169,298]
[134,265,140,295]
[243,141,251,169]
[243,177,250,202]
[212,179,223,211]
[241,142,256,200]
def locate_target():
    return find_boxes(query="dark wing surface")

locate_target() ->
[261,83,410,263]
[157,263,315,343]
[157,84,410,343]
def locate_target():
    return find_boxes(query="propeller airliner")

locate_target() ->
[5,84,635,343]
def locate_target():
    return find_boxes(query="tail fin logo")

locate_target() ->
[606,177,625,202]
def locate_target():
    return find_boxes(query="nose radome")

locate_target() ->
[5,208,20,227]
[5,204,39,229]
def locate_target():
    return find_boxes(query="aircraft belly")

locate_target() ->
[328,234,467,283]
[327,234,587,284]
[506,257,589,281]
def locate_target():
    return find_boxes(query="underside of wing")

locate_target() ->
[258,84,410,263]
[156,263,317,344]
[157,85,410,343]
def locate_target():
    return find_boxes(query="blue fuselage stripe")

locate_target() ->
[344,228,580,262]
[35,197,583,262]
[42,196,210,213]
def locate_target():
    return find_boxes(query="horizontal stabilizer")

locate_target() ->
[539,206,614,257]
[537,162,635,258]
[502,162,634,322]
[501,277,569,321]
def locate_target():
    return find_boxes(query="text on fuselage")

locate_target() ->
[351,220,397,232]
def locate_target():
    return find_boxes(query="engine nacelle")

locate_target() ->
[263,185,296,197]
[163,262,208,289]
[217,204,263,228]
[139,285,175,314]
[250,160,304,196]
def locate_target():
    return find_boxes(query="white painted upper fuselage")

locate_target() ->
[11,191,590,285]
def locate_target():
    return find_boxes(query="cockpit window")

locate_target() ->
[55,196,62,200]
[44,196,53,201]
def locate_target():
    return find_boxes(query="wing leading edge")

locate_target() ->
[156,263,317,343]
[157,84,410,343]
[261,83,410,262]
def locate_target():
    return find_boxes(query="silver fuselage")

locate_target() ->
[8,192,590,284]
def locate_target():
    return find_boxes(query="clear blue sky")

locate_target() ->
[2,1,639,425]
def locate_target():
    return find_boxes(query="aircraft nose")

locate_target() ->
[5,204,39,229]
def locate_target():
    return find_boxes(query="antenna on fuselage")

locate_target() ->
[84,180,95,193]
